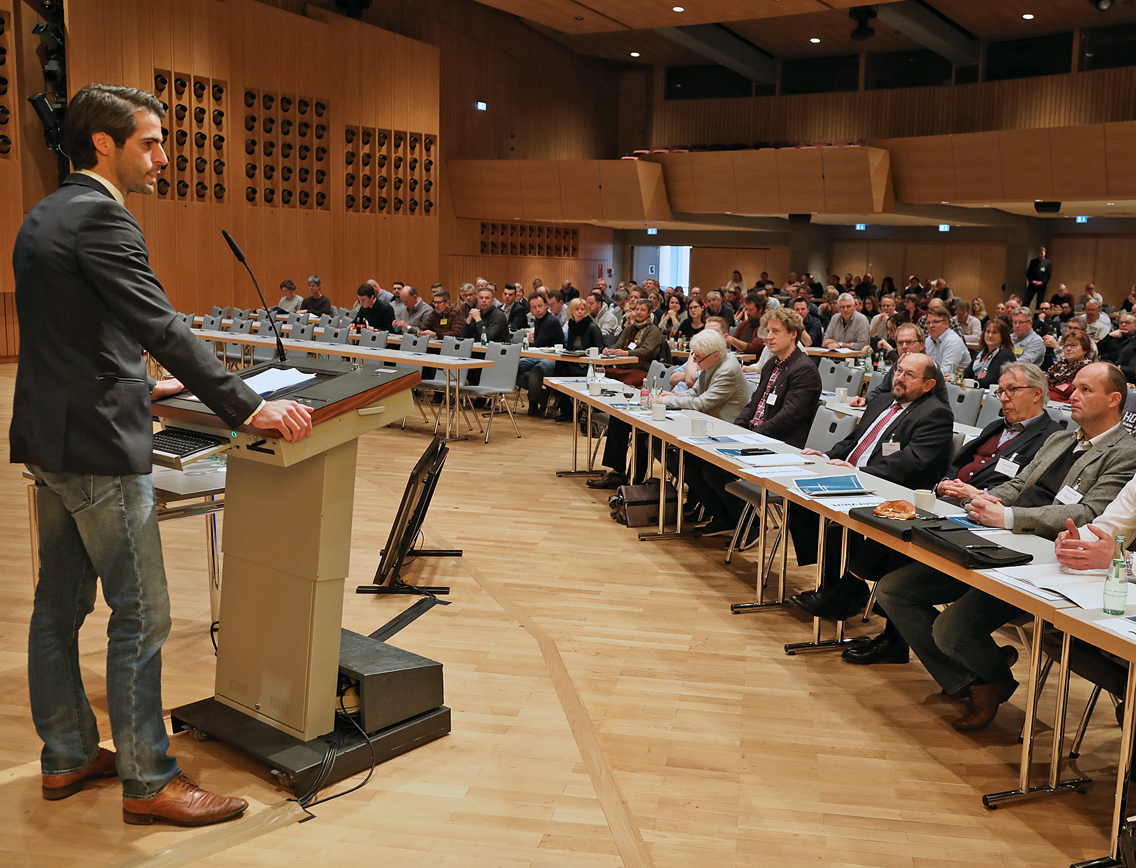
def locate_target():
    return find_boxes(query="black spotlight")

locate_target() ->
[157,178,171,195]
[42,56,66,85]
[282,188,293,204]
[176,154,188,171]
[174,77,187,96]
[334,0,372,18]
[33,21,64,51]
[214,183,225,199]
[850,6,877,41]
[1034,201,1062,213]
[299,189,310,205]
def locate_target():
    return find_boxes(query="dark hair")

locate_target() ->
[279,279,296,291]
[1103,362,1129,401]
[357,283,376,298]
[984,318,1012,351]
[64,83,166,170]
[433,289,451,303]
[548,289,564,303]
[668,293,687,313]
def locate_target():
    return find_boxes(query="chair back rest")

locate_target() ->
[285,312,304,326]
[178,312,194,324]
[804,407,851,453]
[201,314,222,330]
[358,329,388,349]
[645,359,667,388]
[950,431,968,462]
[1047,405,1073,430]
[318,326,349,344]
[819,358,839,391]
[210,305,225,317]
[477,341,522,390]
[227,318,253,334]
[401,333,431,354]
[975,392,1003,428]
[291,323,314,341]
[439,335,472,357]
[317,314,333,329]
[230,308,249,321]
[865,370,885,396]
[946,384,983,426]
[836,364,865,396]
[510,328,528,344]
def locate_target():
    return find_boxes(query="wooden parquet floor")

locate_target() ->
[0,364,1125,867]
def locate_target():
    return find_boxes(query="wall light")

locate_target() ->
[630,52,641,57]
[810,37,821,43]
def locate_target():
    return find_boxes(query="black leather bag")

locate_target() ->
[608,478,677,528]
[911,523,1033,569]
[848,506,939,542]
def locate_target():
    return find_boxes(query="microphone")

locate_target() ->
[221,229,286,363]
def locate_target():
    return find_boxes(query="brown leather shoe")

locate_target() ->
[122,772,248,826]
[42,747,118,801]
[953,681,1018,731]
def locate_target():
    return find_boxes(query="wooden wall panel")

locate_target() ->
[775,149,825,214]
[732,150,781,215]
[688,247,792,296]
[1047,235,1136,304]
[439,254,609,298]
[691,152,737,215]
[999,129,1053,203]
[952,131,1003,203]
[1103,121,1136,199]
[519,160,564,222]
[1051,125,1107,202]
[648,67,1136,152]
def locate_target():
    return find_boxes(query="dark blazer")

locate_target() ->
[354,299,396,332]
[10,174,262,475]
[1026,256,1052,288]
[505,300,529,331]
[865,362,950,405]
[943,412,1064,494]
[989,424,1136,538]
[964,346,1016,390]
[460,305,509,343]
[828,390,954,488]
[734,348,821,449]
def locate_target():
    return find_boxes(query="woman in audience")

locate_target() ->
[1123,284,1136,313]
[898,293,921,324]
[862,295,879,320]
[676,297,707,345]
[880,276,897,295]
[659,293,688,340]
[552,298,605,422]
[970,298,989,329]
[1047,331,1092,401]
[964,319,1015,390]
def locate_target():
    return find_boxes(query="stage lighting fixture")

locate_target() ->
[33,22,64,51]
[42,57,65,85]
[850,6,877,41]
[1091,0,1114,9]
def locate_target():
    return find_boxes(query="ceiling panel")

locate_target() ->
[930,0,1136,40]
[536,26,706,65]
[727,10,922,60]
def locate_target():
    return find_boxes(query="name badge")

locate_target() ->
[1013,347,1023,355]
[995,457,1020,477]
[882,441,900,456]
[1056,485,1083,505]
[628,341,637,350]
[766,393,778,405]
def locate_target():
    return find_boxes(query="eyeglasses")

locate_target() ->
[691,351,719,364]
[992,385,1037,400]
[896,339,920,346]
[892,370,926,381]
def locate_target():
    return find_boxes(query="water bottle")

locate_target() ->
[639,382,650,410]
[521,331,529,350]
[650,375,660,404]
[1104,535,1129,616]
[586,362,596,384]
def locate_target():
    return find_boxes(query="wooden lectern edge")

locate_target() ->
[153,369,422,439]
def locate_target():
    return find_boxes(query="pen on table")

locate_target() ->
[966,544,1000,550]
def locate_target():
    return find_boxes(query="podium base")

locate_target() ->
[171,698,450,795]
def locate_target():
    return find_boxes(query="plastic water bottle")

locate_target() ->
[639,382,650,410]
[521,331,529,350]
[586,362,597,384]
[1104,535,1129,616]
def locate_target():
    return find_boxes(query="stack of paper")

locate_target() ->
[987,563,1107,608]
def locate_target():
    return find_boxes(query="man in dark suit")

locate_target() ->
[11,84,312,826]
[787,353,955,620]
[877,362,1136,731]
[842,362,1064,666]
[1024,246,1052,310]
[687,308,823,533]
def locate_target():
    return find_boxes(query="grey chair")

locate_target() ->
[210,305,228,318]
[223,318,253,369]
[417,336,475,432]
[285,322,315,360]
[645,360,668,388]
[946,383,983,426]
[834,364,865,399]
[200,314,222,331]
[805,406,857,454]
[399,333,432,354]
[976,391,1003,428]
[1047,406,1074,430]
[317,325,350,345]
[510,328,528,344]
[252,321,281,363]
[865,370,885,397]
[357,329,388,350]
[456,342,523,442]
[819,358,839,391]
[178,312,194,325]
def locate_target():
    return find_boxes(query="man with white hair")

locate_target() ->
[1083,300,1111,342]
[822,292,870,350]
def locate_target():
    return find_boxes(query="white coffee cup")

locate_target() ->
[652,403,667,421]
[587,346,600,358]
[835,387,848,403]
[963,379,976,389]
[913,489,937,513]
[588,381,602,396]
[554,344,564,353]
[691,418,710,436]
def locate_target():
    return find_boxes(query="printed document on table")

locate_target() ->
[813,495,884,513]
[740,466,816,480]
[988,563,1107,608]
[1091,617,1136,640]
[793,474,870,497]
[718,452,802,467]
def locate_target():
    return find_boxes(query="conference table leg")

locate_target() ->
[731,486,792,613]
[639,441,699,542]
[1070,660,1136,868]
[440,370,469,443]
[785,519,869,655]
[558,393,602,478]
[983,619,1092,809]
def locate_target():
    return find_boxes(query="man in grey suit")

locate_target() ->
[10,84,312,825]
[876,362,1136,732]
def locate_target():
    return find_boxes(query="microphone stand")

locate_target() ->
[221,229,287,363]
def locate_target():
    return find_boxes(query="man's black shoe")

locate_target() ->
[697,517,735,537]
[553,413,573,423]
[790,582,869,620]
[586,471,626,490]
[842,632,910,665]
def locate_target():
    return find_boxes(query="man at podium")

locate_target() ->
[10,84,312,826]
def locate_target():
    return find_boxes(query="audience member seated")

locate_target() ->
[676,297,708,346]
[351,282,396,332]
[601,299,662,389]
[823,292,870,351]
[952,299,981,340]
[704,291,735,328]
[687,309,822,534]
[964,319,1016,390]
[517,294,564,416]
[787,353,954,621]
[724,293,766,355]
[503,283,530,331]
[869,295,895,342]
[1083,300,1111,342]
[552,299,605,422]
[1079,283,1104,308]
[589,290,622,342]
[794,298,823,347]
[548,290,568,329]
[659,293,688,341]
[272,279,303,314]
[876,362,1136,731]
[850,324,948,407]
[461,285,509,345]
[1010,308,1045,366]
[1098,312,1136,364]
[300,274,332,316]
[925,307,969,375]
[842,364,1064,667]
[1047,331,1092,401]
[418,288,463,339]
[392,285,433,333]
[1050,283,1074,308]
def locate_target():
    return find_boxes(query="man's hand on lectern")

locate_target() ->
[253,400,313,442]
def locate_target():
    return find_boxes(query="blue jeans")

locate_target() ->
[516,358,555,405]
[28,466,179,799]
[875,562,1021,695]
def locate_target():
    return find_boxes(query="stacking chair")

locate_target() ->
[819,358,839,391]
[200,314,222,331]
[285,322,315,360]
[946,383,983,426]
[645,360,668,388]
[210,305,228,318]
[510,328,528,344]
[399,333,431,354]
[455,342,523,442]
[865,370,885,398]
[357,329,388,349]
[222,318,253,369]
[251,321,280,364]
[976,391,1003,428]
[178,312,194,325]
[833,364,865,399]
[416,336,475,433]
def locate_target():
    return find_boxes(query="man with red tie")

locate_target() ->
[786,353,955,620]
